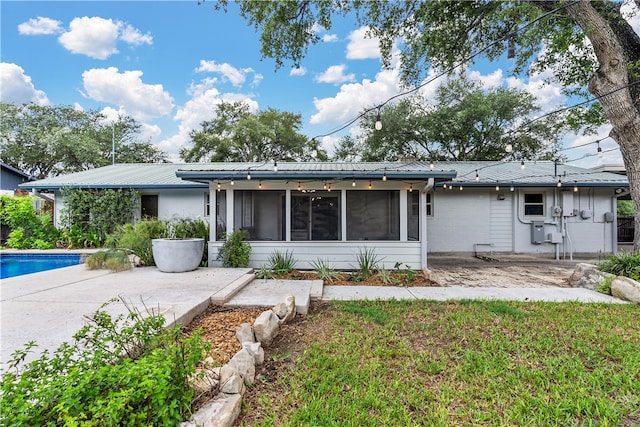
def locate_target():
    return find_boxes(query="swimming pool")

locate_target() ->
[0,254,84,279]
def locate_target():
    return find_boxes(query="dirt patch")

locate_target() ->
[429,263,574,287]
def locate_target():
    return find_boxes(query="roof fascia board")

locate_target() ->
[175,170,457,181]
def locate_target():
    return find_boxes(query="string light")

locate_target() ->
[352,179,356,187]
[273,161,278,172]
[382,171,387,181]
[259,181,262,189]
[510,185,515,192]
[496,183,500,191]
[375,112,383,131]
[409,184,413,192]
[217,181,221,191]
[520,160,525,170]
[557,178,562,188]
[230,178,234,186]
[459,185,463,191]
[475,170,480,181]
[506,33,516,60]
[429,161,435,171]
[597,141,603,157]
[246,170,251,180]
[368,181,372,189]
[323,181,327,190]
[505,141,513,153]
[573,182,579,192]
[327,184,331,192]
[297,182,301,191]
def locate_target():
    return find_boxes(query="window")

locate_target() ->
[234,190,285,240]
[407,191,433,241]
[215,190,226,240]
[347,190,399,240]
[291,192,341,241]
[141,194,158,218]
[524,193,545,216]
[204,193,210,217]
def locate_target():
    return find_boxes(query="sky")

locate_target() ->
[1,1,637,168]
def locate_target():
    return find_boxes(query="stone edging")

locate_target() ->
[181,295,297,427]
[569,263,640,304]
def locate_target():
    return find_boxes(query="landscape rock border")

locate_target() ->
[181,295,297,427]
[569,263,640,304]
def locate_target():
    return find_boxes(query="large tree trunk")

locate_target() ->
[565,0,640,252]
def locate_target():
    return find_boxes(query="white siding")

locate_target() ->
[209,241,422,270]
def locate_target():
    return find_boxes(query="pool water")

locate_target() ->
[0,254,83,279]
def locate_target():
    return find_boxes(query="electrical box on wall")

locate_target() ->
[562,192,574,217]
[604,212,614,223]
[580,209,592,219]
[531,221,545,244]
[548,232,563,244]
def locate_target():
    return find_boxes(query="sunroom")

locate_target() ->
[176,162,456,270]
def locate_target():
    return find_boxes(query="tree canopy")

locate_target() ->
[180,101,327,162]
[217,0,640,250]
[0,103,166,179]
[340,77,564,162]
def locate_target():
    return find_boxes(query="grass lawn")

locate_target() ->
[240,300,640,426]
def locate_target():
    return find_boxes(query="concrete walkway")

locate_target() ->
[0,263,625,366]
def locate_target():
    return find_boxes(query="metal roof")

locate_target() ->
[430,161,629,188]
[19,160,628,190]
[175,161,457,182]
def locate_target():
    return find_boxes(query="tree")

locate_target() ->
[346,77,563,162]
[0,103,166,179]
[180,101,327,162]
[217,0,640,250]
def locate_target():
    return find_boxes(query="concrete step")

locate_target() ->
[210,273,256,304]
[224,279,314,314]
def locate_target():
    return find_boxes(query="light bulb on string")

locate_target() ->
[382,171,387,182]
[510,185,515,192]
[520,160,525,170]
[246,170,251,180]
[297,182,301,192]
[573,182,579,192]
[273,161,278,172]
[597,142,603,157]
[258,181,262,189]
[475,170,480,181]
[217,182,221,192]
[496,183,500,191]
[352,179,356,187]
[429,161,434,171]
[505,141,513,153]
[368,181,372,189]
[557,178,562,188]
[230,178,235,186]
[409,184,413,192]
[375,112,382,131]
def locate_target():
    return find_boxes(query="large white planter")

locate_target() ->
[152,238,204,273]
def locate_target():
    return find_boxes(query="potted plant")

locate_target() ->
[152,218,208,273]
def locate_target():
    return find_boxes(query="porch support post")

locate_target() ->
[399,189,408,241]
[341,189,347,241]
[210,185,217,242]
[420,189,428,270]
[285,189,291,241]
[226,189,234,236]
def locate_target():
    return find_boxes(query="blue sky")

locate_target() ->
[1,1,635,167]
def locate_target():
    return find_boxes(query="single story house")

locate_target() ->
[21,161,630,270]
[1,162,33,194]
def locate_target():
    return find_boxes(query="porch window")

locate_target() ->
[524,193,545,216]
[347,190,399,240]
[216,190,226,240]
[291,192,341,240]
[234,190,285,240]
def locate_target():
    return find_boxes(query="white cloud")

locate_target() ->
[346,27,380,60]
[290,66,307,77]
[119,24,153,46]
[467,69,504,90]
[311,67,401,124]
[18,17,62,35]
[506,68,565,114]
[82,67,174,120]
[196,60,259,87]
[156,78,259,158]
[57,17,151,59]
[59,17,120,59]
[322,34,339,42]
[622,0,640,34]
[315,64,355,84]
[0,63,49,105]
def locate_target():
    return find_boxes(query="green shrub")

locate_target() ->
[216,230,251,267]
[597,251,640,281]
[311,258,339,283]
[599,276,613,295]
[0,195,59,249]
[0,299,210,426]
[352,247,382,278]
[268,250,297,275]
[86,249,132,272]
[377,267,395,285]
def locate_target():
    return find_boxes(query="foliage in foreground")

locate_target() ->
[0,298,210,426]
[0,195,59,249]
[597,251,640,281]
[241,300,640,426]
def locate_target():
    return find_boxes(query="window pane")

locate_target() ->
[216,190,226,240]
[525,194,543,203]
[524,193,544,216]
[524,205,544,216]
[407,190,420,241]
[347,190,399,240]
[234,190,285,240]
[291,192,340,241]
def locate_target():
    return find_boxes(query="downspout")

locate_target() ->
[421,178,434,270]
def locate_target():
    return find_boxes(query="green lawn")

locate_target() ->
[241,300,640,426]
